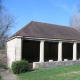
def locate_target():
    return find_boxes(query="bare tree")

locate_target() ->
[70,6,80,31]
[0,13,15,39]
[0,0,15,49]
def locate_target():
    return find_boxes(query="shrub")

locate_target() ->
[12,60,28,74]
[0,64,8,69]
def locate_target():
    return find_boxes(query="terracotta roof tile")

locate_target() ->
[10,21,80,40]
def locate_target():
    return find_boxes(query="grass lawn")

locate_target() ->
[17,64,80,80]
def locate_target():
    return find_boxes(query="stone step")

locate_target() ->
[28,63,33,70]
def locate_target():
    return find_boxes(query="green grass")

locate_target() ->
[17,64,80,80]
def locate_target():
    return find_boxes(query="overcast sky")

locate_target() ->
[2,0,80,35]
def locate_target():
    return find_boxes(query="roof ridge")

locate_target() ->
[31,21,71,28]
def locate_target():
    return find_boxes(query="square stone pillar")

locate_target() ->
[73,42,77,60]
[58,41,62,61]
[39,40,44,62]
[15,38,22,61]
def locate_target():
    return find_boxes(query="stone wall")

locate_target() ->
[0,50,6,64]
[33,60,80,69]
[15,38,22,61]
[7,38,16,68]
[7,38,22,68]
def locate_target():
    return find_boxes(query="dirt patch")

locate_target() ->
[0,69,19,80]
[0,50,18,80]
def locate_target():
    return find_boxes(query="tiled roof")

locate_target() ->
[10,21,80,40]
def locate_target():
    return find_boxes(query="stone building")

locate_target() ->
[6,21,80,68]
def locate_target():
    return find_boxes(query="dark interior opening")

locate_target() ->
[77,43,80,59]
[44,41,58,61]
[62,42,73,60]
[22,40,40,63]
[22,40,77,63]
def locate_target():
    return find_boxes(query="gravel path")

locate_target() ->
[0,69,19,80]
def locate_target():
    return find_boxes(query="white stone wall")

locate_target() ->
[7,38,22,68]
[15,38,22,61]
[7,38,16,68]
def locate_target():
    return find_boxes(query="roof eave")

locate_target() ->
[6,36,23,42]
[6,36,80,43]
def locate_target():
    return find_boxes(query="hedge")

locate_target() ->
[12,60,28,74]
